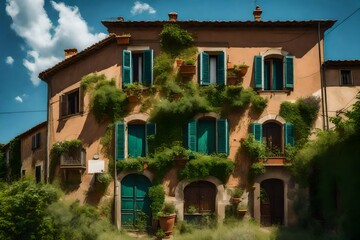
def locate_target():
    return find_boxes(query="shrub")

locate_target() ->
[148,184,165,220]
[242,134,266,159]
[161,202,176,215]
[231,188,243,198]
[116,158,145,173]
[154,52,174,85]
[134,211,148,232]
[160,24,194,56]
[96,173,112,187]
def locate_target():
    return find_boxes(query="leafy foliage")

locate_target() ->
[178,154,234,183]
[116,158,145,173]
[248,162,266,183]
[148,184,165,220]
[242,134,266,159]
[160,24,194,56]
[280,96,320,146]
[0,180,60,240]
[8,138,21,181]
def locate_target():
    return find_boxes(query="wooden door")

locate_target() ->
[121,174,151,226]
[184,181,217,214]
[260,179,284,226]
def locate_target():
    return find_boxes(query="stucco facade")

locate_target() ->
[39,12,334,228]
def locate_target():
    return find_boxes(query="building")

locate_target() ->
[39,7,335,228]
[1,121,47,183]
[325,60,360,129]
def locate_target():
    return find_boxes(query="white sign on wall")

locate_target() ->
[88,160,105,174]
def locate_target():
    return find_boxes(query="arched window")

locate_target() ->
[184,181,217,215]
[262,121,282,153]
[254,52,294,90]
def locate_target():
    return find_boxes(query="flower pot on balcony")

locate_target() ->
[179,65,196,76]
[238,66,249,77]
[264,157,286,165]
[231,197,241,204]
[174,156,188,166]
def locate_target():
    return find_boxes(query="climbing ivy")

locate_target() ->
[8,138,21,181]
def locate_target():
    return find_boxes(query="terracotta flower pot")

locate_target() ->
[238,209,247,215]
[231,197,241,204]
[179,65,196,76]
[127,95,139,103]
[227,77,238,85]
[238,66,249,77]
[158,214,176,238]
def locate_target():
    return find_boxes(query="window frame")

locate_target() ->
[339,69,353,86]
[198,49,226,86]
[31,132,41,150]
[59,88,83,119]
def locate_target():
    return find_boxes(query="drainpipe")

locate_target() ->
[45,83,50,183]
[318,22,327,130]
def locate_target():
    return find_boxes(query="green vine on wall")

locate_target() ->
[7,138,21,181]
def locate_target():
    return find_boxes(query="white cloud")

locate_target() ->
[6,56,14,65]
[131,1,156,15]
[5,0,107,86]
[15,96,23,103]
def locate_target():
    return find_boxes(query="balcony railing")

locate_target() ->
[60,149,86,169]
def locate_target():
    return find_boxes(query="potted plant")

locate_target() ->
[134,211,148,233]
[172,145,190,166]
[125,83,142,103]
[116,33,131,45]
[158,202,176,238]
[179,59,196,76]
[236,62,249,77]
[155,229,166,240]
[231,188,243,204]
[237,202,248,216]
[227,69,238,85]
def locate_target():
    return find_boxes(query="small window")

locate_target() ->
[264,58,283,90]
[199,51,226,85]
[340,70,352,85]
[60,88,82,117]
[35,165,41,183]
[122,49,153,87]
[21,169,26,177]
[32,132,41,150]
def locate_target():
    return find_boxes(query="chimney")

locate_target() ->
[64,48,78,59]
[168,12,178,22]
[117,16,124,22]
[253,6,263,22]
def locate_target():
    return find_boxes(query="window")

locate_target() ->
[60,88,83,117]
[122,49,153,87]
[254,55,294,90]
[199,51,226,85]
[35,165,41,183]
[185,118,229,155]
[21,169,26,177]
[340,70,352,85]
[32,132,41,150]
[251,121,294,152]
[115,121,156,160]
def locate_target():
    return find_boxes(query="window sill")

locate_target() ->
[256,89,291,95]
[59,112,82,121]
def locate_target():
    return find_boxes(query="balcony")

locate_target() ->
[261,157,288,166]
[60,149,86,169]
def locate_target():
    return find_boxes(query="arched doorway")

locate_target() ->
[184,181,217,217]
[260,179,284,226]
[121,174,151,227]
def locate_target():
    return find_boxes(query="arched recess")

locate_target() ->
[257,114,286,125]
[119,173,152,227]
[260,49,289,57]
[260,178,284,226]
[174,176,228,222]
[252,168,294,226]
[262,121,283,152]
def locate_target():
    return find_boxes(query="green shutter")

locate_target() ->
[216,52,226,85]
[273,59,283,90]
[122,50,132,87]
[199,52,210,85]
[116,122,125,160]
[187,120,197,152]
[251,123,262,143]
[146,123,156,155]
[254,56,263,89]
[217,119,229,155]
[198,120,216,154]
[142,50,153,86]
[284,123,295,146]
[285,56,294,89]
[128,125,146,158]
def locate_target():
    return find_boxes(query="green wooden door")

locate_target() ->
[128,124,146,158]
[197,120,216,154]
[121,174,151,226]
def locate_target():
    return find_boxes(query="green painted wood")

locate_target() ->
[116,122,125,160]
[251,123,262,143]
[121,174,151,227]
[142,50,153,85]
[199,52,210,85]
[146,122,156,155]
[254,56,263,89]
[128,124,146,158]
[284,123,295,146]
[216,52,226,85]
[198,120,216,154]
[122,50,132,86]
[188,120,197,152]
[217,118,229,155]
[285,56,294,89]
[264,60,270,90]
[273,59,283,90]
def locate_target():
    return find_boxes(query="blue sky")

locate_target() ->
[1,0,360,144]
